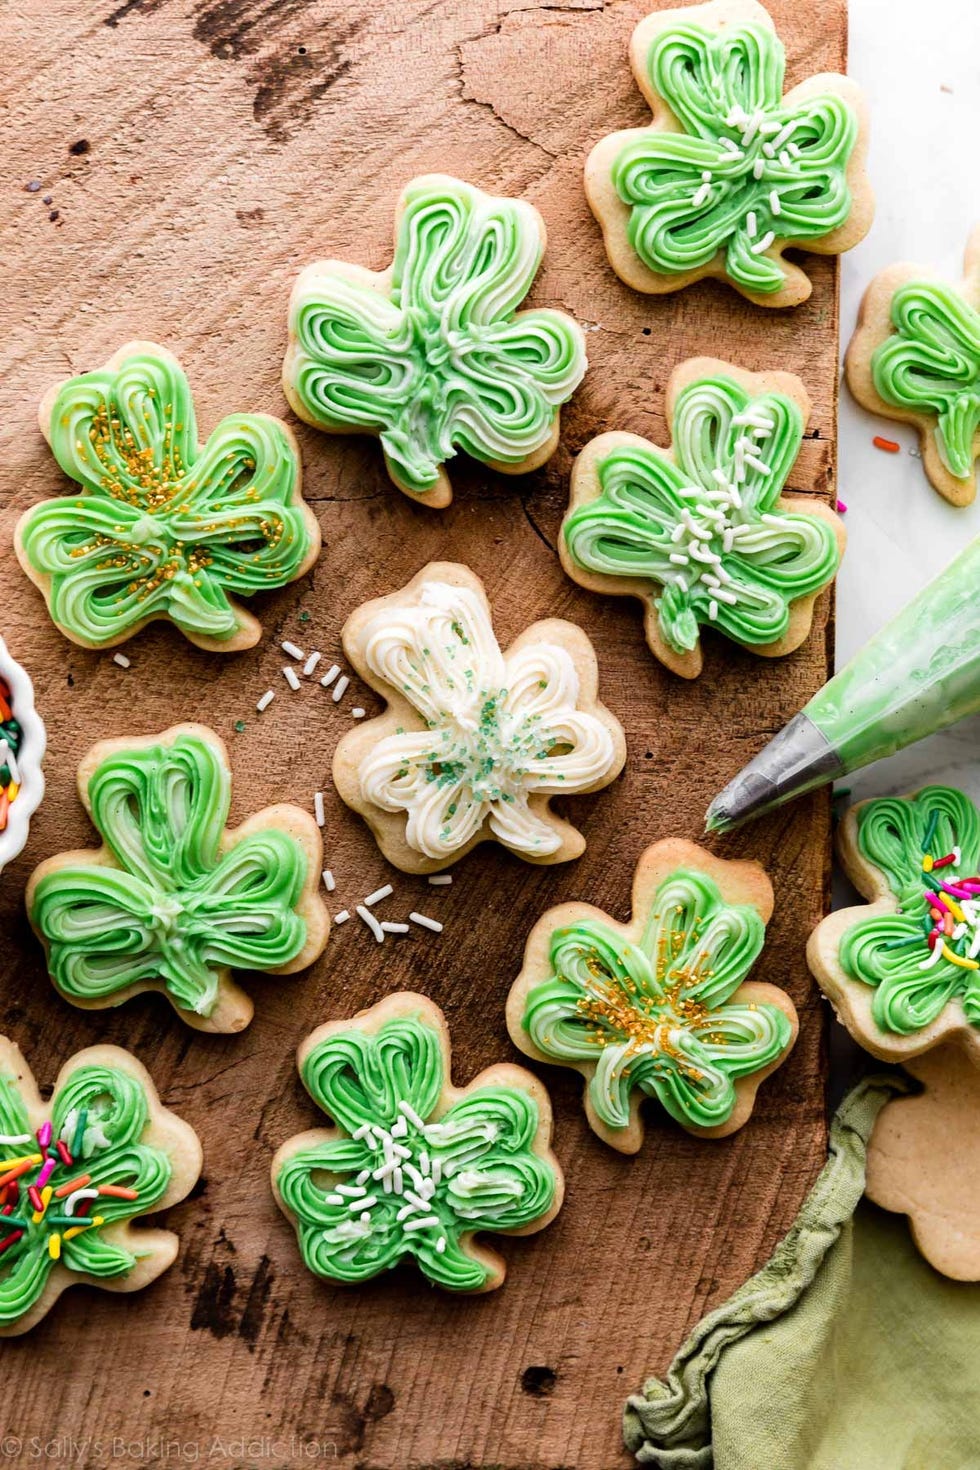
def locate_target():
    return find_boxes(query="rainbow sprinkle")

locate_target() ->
[0,1115,140,1268]
[917,824,980,972]
[0,677,23,834]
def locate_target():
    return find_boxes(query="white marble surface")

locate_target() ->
[824,1,979,1083]
[837,0,980,810]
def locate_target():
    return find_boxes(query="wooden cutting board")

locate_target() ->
[1,0,844,1464]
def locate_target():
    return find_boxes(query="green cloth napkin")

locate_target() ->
[624,1076,980,1469]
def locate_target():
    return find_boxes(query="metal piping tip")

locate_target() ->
[704,803,734,835]
[704,712,845,833]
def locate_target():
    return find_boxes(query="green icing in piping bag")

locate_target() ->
[706,535,980,831]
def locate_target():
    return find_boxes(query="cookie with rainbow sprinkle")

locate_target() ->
[272,992,563,1293]
[16,341,320,651]
[585,0,872,307]
[0,1037,201,1335]
[506,838,798,1151]
[333,562,626,873]
[559,357,845,679]
[845,227,980,506]
[808,786,980,1063]
[27,723,329,1033]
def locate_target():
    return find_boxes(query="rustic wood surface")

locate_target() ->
[1,0,844,1464]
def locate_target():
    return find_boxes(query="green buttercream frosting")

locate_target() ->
[839,786,980,1035]
[610,18,859,294]
[0,1058,172,1329]
[285,175,587,495]
[519,868,792,1133]
[562,375,841,656]
[275,1008,558,1291]
[19,344,316,647]
[29,729,310,1022]
[871,283,980,479]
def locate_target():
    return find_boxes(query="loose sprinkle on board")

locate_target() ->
[282,666,301,691]
[303,651,322,676]
[112,653,131,669]
[409,912,443,934]
[873,436,900,453]
[357,905,385,942]
[314,792,325,827]
[381,922,409,934]
[333,675,349,703]
[281,641,305,661]
[427,875,452,886]
[364,884,393,907]
[322,869,336,892]
[334,910,350,924]
[351,708,366,719]
[256,690,275,713]
[320,664,340,689]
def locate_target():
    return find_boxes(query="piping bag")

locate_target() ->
[706,534,980,832]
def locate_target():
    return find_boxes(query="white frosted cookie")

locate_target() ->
[333,563,626,873]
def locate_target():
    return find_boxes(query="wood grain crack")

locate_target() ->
[520,495,557,554]
[456,40,559,160]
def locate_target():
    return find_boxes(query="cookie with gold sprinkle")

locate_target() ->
[16,341,320,651]
[506,838,798,1151]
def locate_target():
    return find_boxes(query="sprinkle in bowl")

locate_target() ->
[0,635,46,874]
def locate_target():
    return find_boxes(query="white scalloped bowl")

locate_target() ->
[0,636,46,874]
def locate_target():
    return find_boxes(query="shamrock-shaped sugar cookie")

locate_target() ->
[0,1038,201,1335]
[272,994,563,1292]
[283,175,587,507]
[16,342,320,650]
[507,839,798,1151]
[333,563,626,872]
[846,227,980,506]
[866,1047,980,1281]
[585,0,872,306]
[27,724,329,1033]
[560,358,844,678]
[808,786,980,1063]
